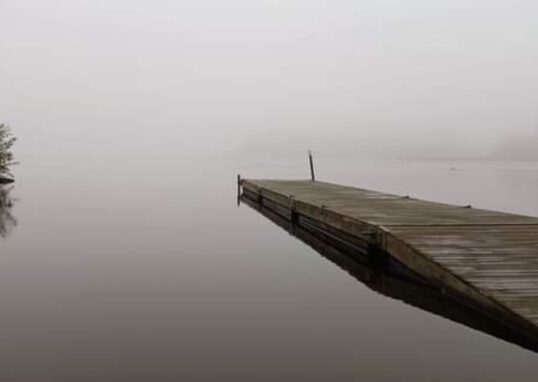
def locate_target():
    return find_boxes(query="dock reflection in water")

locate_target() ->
[240,193,538,354]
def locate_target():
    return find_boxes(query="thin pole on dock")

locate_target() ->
[308,150,315,181]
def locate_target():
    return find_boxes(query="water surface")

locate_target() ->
[1,158,537,381]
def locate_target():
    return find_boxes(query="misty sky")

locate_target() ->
[1,0,537,162]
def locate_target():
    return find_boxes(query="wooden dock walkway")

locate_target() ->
[240,179,538,344]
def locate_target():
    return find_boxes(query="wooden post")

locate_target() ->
[308,150,315,181]
[236,174,242,206]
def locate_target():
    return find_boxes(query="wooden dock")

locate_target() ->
[240,179,538,345]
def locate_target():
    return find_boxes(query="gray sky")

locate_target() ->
[1,0,537,161]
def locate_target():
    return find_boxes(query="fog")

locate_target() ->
[1,0,537,162]
[2,3,538,379]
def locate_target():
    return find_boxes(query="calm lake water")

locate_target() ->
[1,157,538,381]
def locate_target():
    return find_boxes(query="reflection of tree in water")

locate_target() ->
[0,186,17,238]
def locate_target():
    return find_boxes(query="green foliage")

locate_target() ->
[0,123,16,177]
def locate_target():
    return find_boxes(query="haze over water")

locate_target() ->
[2,0,538,162]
